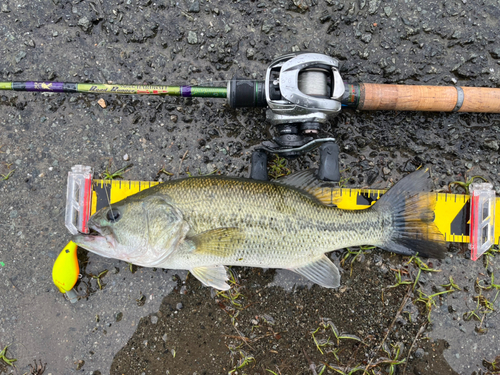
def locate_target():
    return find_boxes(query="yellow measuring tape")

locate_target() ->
[53,178,500,302]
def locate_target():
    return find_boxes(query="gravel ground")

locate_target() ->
[0,0,499,374]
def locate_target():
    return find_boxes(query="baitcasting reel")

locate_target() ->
[228,53,345,181]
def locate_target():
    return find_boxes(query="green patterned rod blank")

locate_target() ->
[0,81,227,98]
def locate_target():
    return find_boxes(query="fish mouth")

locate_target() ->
[88,225,103,238]
[78,223,105,241]
[73,223,117,251]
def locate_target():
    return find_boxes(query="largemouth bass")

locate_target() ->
[73,168,445,290]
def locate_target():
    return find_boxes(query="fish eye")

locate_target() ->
[106,208,121,222]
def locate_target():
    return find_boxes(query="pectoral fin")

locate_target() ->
[289,255,340,288]
[190,265,230,290]
[191,228,245,257]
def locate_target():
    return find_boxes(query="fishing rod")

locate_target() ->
[3,53,500,181]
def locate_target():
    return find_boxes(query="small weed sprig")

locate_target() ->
[217,269,244,310]
[387,254,445,306]
[388,255,460,323]
[26,359,47,375]
[415,285,459,323]
[268,156,291,180]
[448,175,488,194]
[228,350,255,374]
[1,169,14,181]
[103,164,133,180]
[0,345,16,367]
[341,246,375,276]
[322,363,365,375]
[156,166,173,178]
[477,272,500,292]
[388,254,442,291]
[90,269,108,290]
[484,245,500,269]
[380,342,406,375]
[407,255,441,290]
[216,268,255,349]
[441,276,461,292]
[483,355,500,372]
[387,268,413,289]
[464,277,499,333]
[311,318,362,358]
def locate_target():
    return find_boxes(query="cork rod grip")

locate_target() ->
[358,83,500,113]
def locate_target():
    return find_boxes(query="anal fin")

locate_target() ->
[190,265,230,290]
[289,255,340,288]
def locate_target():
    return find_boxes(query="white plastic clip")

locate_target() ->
[65,165,93,235]
[469,183,496,261]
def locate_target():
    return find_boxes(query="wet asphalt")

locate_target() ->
[0,0,500,374]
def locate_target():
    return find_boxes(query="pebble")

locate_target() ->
[151,316,158,324]
[246,48,255,60]
[361,34,372,43]
[123,153,130,161]
[115,312,123,322]
[97,98,107,108]
[188,0,200,13]
[176,302,183,310]
[78,16,92,32]
[414,348,425,358]
[490,48,500,59]
[187,31,198,44]
[262,19,274,34]
[368,0,381,14]
[484,139,499,151]
[15,51,27,64]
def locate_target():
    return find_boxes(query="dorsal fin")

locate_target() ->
[277,169,341,206]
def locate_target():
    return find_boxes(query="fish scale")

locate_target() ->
[146,177,388,269]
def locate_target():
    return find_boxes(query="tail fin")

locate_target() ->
[373,168,446,259]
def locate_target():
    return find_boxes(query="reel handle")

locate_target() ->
[352,83,500,113]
